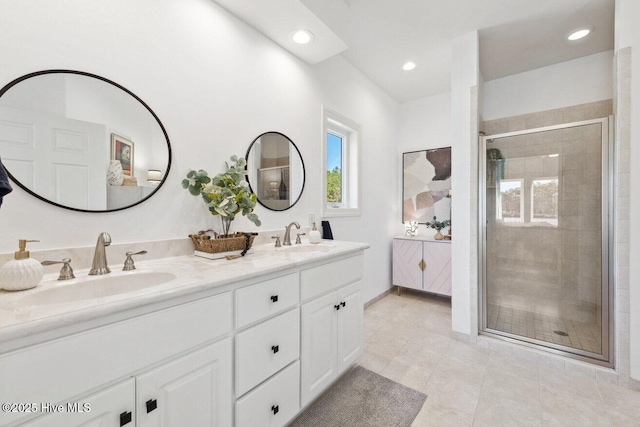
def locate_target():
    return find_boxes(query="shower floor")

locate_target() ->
[486,304,602,354]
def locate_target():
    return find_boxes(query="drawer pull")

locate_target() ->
[271,345,279,354]
[341,301,346,308]
[270,295,278,303]
[272,405,279,415]
[120,411,132,426]
[146,399,157,413]
[334,304,341,310]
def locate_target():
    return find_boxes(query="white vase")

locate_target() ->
[107,160,124,186]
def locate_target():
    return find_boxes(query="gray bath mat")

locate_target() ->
[289,365,427,427]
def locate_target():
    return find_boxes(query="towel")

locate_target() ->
[321,220,334,240]
[0,157,12,208]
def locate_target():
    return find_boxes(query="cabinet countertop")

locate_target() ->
[394,235,452,243]
[0,240,368,346]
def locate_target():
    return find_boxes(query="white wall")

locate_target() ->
[483,50,614,121]
[0,0,399,303]
[615,0,640,383]
[450,31,479,336]
[398,91,452,238]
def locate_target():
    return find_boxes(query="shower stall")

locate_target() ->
[479,118,613,366]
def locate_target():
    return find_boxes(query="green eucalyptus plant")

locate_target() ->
[182,155,261,236]
[425,216,451,232]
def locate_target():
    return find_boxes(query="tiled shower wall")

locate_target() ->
[484,102,610,328]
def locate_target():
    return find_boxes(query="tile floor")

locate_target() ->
[486,304,602,354]
[357,290,640,426]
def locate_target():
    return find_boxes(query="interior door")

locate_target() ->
[0,106,106,210]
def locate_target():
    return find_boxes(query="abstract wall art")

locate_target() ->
[402,147,451,223]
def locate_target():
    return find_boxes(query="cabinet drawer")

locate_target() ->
[0,292,232,426]
[236,361,300,427]
[236,273,299,328]
[236,309,300,396]
[301,254,364,301]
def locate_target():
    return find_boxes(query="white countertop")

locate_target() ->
[394,235,452,242]
[0,240,369,345]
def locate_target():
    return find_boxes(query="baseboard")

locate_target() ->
[364,287,394,309]
[450,331,471,343]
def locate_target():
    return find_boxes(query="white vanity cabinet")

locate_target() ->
[300,257,364,408]
[136,339,232,427]
[1,293,233,427]
[20,378,136,427]
[393,237,452,296]
[1,245,367,427]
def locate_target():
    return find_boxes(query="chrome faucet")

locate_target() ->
[89,232,112,275]
[283,221,300,246]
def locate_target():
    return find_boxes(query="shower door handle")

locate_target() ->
[418,260,426,271]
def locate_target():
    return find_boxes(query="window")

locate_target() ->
[498,179,523,223]
[322,106,361,217]
[531,178,558,226]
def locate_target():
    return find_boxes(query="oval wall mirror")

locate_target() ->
[0,70,171,212]
[245,132,305,211]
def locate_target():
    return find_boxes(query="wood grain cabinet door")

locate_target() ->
[392,239,424,290]
[423,242,452,296]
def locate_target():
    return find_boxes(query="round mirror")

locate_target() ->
[245,132,305,211]
[0,70,171,212]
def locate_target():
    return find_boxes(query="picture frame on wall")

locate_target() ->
[111,134,134,177]
[402,147,451,224]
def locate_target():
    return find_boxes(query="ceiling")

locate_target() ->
[213,0,614,103]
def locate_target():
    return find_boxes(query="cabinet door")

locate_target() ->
[300,292,338,408]
[22,378,135,427]
[337,281,363,373]
[423,242,452,296]
[392,239,423,290]
[136,338,232,427]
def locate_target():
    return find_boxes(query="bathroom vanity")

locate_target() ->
[0,240,368,427]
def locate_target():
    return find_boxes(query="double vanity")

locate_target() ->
[0,240,368,427]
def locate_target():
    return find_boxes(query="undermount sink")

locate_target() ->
[15,271,177,306]
[279,243,333,253]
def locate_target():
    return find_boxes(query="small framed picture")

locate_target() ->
[111,134,134,177]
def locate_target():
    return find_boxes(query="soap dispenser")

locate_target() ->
[308,222,321,244]
[0,240,44,291]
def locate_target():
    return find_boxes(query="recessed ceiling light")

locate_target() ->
[548,154,559,158]
[292,30,314,45]
[568,29,590,41]
[402,62,416,71]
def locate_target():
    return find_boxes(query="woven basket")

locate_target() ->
[189,232,257,254]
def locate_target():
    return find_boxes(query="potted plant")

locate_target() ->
[183,155,261,236]
[425,216,451,240]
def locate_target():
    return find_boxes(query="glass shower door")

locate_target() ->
[481,119,611,364]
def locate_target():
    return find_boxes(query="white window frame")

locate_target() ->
[530,177,559,226]
[321,106,361,218]
[498,178,524,223]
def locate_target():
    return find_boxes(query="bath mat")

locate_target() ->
[289,365,427,427]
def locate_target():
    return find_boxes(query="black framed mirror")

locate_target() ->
[0,70,171,212]
[245,132,305,211]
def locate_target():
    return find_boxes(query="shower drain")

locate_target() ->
[553,330,569,337]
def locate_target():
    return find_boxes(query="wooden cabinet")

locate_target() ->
[393,237,452,296]
[300,281,363,408]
